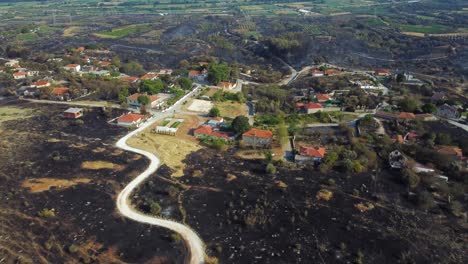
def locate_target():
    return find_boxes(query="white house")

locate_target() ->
[63,64,81,72]
[188,69,208,82]
[126,93,161,109]
[13,72,27,79]
[117,113,145,127]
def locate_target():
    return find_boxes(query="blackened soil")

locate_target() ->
[0,101,185,263]
[137,147,467,264]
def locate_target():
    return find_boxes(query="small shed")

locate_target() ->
[64,108,83,119]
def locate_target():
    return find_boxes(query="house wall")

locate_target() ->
[243,136,272,147]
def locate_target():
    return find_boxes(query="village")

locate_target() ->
[0,44,467,178]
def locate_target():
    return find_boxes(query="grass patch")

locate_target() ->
[22,178,91,193]
[0,106,35,125]
[170,121,181,128]
[81,161,125,171]
[214,101,248,118]
[17,32,38,42]
[94,24,151,39]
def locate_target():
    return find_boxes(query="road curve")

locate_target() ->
[115,87,205,264]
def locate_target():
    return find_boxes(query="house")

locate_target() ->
[63,108,83,119]
[17,86,39,97]
[51,87,70,101]
[63,64,81,72]
[431,92,446,103]
[75,47,85,52]
[157,69,173,75]
[315,93,330,102]
[415,113,437,121]
[206,117,224,127]
[188,69,208,82]
[374,69,391,76]
[218,82,234,90]
[325,69,342,76]
[5,60,19,68]
[436,104,460,119]
[140,73,158,80]
[13,72,27,79]
[98,61,111,67]
[295,146,326,165]
[32,80,50,88]
[437,146,463,161]
[194,125,234,141]
[121,76,140,83]
[301,102,324,114]
[117,113,145,127]
[397,112,416,121]
[126,93,161,109]
[311,70,325,77]
[242,128,273,148]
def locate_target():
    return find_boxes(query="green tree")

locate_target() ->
[137,94,149,105]
[121,61,145,76]
[421,103,437,113]
[178,77,192,90]
[209,106,221,117]
[232,116,251,134]
[266,163,276,174]
[277,121,288,145]
[399,98,419,113]
[208,62,231,84]
[141,79,164,95]
[435,133,451,145]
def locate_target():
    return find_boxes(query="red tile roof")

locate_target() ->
[315,93,330,101]
[218,82,233,88]
[127,93,159,103]
[76,47,85,51]
[311,70,324,75]
[65,64,80,68]
[375,69,390,75]
[398,112,416,119]
[304,102,323,109]
[406,132,419,140]
[52,87,69,95]
[33,80,49,86]
[299,146,326,158]
[194,125,231,139]
[118,113,144,123]
[243,128,273,139]
[325,69,342,75]
[99,61,111,66]
[395,135,404,144]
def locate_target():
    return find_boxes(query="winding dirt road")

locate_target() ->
[115,87,205,264]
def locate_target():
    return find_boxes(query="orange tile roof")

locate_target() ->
[52,87,69,95]
[375,69,390,75]
[304,102,323,109]
[194,125,213,135]
[395,135,404,144]
[99,61,111,66]
[325,69,341,75]
[398,112,416,119]
[189,70,202,76]
[33,80,49,86]
[13,72,27,76]
[76,47,85,51]
[140,73,157,80]
[121,76,139,82]
[311,70,324,75]
[299,146,326,158]
[437,146,463,158]
[315,93,329,101]
[65,64,80,68]
[118,113,144,123]
[243,128,273,139]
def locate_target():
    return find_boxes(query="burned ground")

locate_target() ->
[0,101,185,263]
[135,148,467,264]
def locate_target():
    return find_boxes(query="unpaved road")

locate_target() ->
[116,86,205,264]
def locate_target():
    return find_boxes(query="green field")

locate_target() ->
[94,24,151,39]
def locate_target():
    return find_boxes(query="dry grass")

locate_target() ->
[316,189,333,201]
[22,178,91,193]
[0,106,35,126]
[354,202,375,212]
[81,161,125,171]
[63,26,82,37]
[127,115,202,177]
[214,101,248,118]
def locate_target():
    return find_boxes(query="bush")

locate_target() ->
[75,119,84,126]
[416,191,435,210]
[266,163,276,174]
[146,200,161,215]
[38,208,56,218]
[170,233,182,244]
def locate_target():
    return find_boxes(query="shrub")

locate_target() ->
[401,168,420,188]
[316,189,333,201]
[38,208,56,218]
[75,119,84,126]
[266,163,276,174]
[170,233,182,244]
[146,200,161,215]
